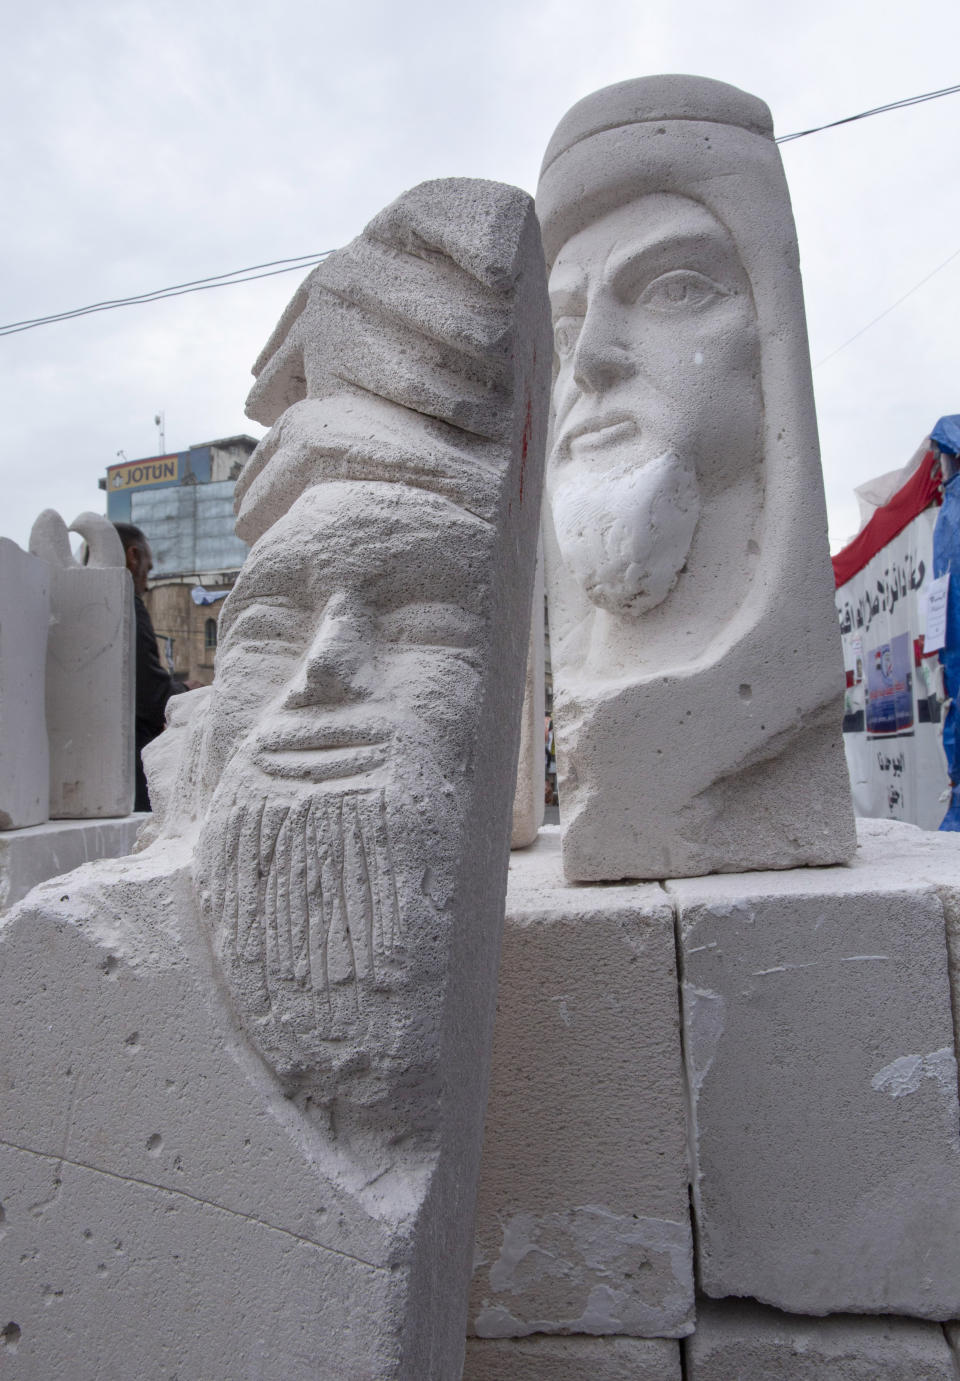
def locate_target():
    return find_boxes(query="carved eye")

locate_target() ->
[379,602,480,650]
[638,270,728,313]
[225,599,304,654]
[553,315,583,359]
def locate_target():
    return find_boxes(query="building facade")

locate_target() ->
[102,435,257,684]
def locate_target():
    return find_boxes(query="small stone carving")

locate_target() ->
[29,510,135,818]
[0,538,50,829]
[536,76,856,880]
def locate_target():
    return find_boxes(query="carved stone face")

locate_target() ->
[546,192,762,618]
[192,479,494,1098]
[199,479,489,805]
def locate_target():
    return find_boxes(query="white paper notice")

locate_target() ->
[924,573,950,653]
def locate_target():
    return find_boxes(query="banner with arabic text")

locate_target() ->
[835,506,947,829]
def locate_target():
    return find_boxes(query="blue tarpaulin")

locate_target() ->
[932,414,960,458]
[934,466,960,828]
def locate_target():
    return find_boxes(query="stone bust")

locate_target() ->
[536,76,855,880]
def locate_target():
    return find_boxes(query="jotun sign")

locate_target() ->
[108,456,179,491]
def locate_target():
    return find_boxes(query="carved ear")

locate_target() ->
[29,509,75,566]
[69,512,126,568]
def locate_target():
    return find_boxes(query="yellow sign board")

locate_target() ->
[108,456,179,491]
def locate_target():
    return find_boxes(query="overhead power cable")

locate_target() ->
[776,80,960,143]
[2,80,959,338]
[0,252,332,338]
[814,243,960,368]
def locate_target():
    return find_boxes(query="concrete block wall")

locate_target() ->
[467,820,960,1377]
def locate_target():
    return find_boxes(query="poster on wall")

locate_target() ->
[835,504,948,830]
[865,632,913,736]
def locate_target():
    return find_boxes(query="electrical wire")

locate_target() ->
[776,80,960,144]
[0,252,332,337]
[814,244,960,368]
[2,79,959,338]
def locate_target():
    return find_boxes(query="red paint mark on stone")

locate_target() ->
[519,393,533,502]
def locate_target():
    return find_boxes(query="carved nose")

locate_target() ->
[572,315,635,393]
[283,596,372,708]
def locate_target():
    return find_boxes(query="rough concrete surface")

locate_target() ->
[470,828,693,1339]
[536,75,854,881]
[464,1333,682,1380]
[0,538,49,830]
[672,818,960,1319]
[686,1299,960,1379]
[0,814,146,912]
[0,849,411,1381]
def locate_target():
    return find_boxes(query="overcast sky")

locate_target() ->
[2,0,958,553]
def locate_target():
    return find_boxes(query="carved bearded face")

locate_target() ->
[547,193,762,618]
[193,480,492,1106]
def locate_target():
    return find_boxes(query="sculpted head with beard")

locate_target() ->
[536,78,854,880]
[537,83,773,676]
[189,481,494,1137]
[143,178,550,1155]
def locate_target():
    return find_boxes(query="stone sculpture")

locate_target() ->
[0,538,49,829]
[0,177,550,1381]
[29,510,135,818]
[536,75,856,880]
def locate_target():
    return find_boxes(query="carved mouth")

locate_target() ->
[254,724,391,781]
[561,412,638,456]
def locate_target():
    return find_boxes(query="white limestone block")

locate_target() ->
[470,828,694,1339]
[511,543,545,848]
[0,814,146,912]
[464,1334,681,1380]
[687,1300,959,1379]
[0,179,551,1381]
[536,76,855,881]
[0,538,50,830]
[0,852,419,1381]
[673,818,960,1318]
[30,510,135,818]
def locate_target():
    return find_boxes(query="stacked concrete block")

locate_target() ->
[470,828,694,1345]
[687,1300,959,1379]
[0,537,50,829]
[672,819,960,1319]
[0,815,145,913]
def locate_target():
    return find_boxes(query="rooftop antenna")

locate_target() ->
[116,449,127,461]
[154,411,166,454]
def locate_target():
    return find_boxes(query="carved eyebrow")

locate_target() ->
[604,225,741,293]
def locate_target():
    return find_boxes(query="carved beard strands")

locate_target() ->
[198,787,402,1054]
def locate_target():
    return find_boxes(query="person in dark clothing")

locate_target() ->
[114,522,190,811]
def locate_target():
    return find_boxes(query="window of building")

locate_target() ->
[204,617,218,650]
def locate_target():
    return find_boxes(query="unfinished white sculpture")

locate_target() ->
[0,178,550,1381]
[29,510,135,818]
[0,538,50,829]
[536,76,856,880]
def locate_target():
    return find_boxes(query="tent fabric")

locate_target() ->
[934,471,960,830]
[832,448,942,589]
[932,414,960,458]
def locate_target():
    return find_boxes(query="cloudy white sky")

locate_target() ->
[2,0,958,552]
